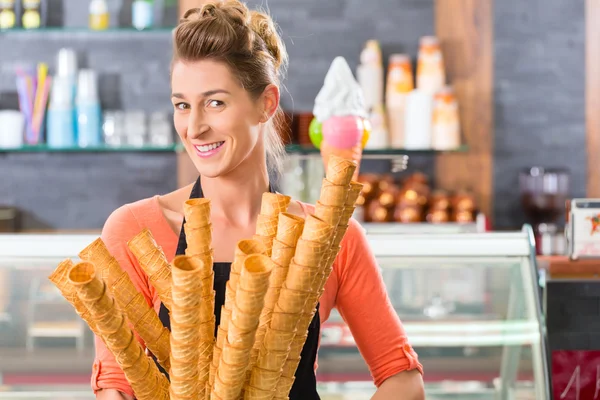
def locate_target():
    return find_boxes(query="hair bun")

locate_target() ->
[249,10,287,72]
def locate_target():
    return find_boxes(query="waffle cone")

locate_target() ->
[281,357,300,378]
[78,238,120,284]
[220,303,232,332]
[324,152,358,186]
[235,238,269,260]
[249,367,281,391]
[294,239,328,266]
[256,346,288,372]
[289,333,308,358]
[314,201,344,226]
[260,192,291,216]
[275,213,305,247]
[268,264,289,291]
[227,319,257,349]
[127,235,173,310]
[221,334,252,366]
[184,198,211,228]
[346,181,364,207]
[284,262,319,292]
[256,213,279,238]
[319,178,349,208]
[263,327,295,352]
[184,224,212,255]
[275,376,296,398]
[213,369,244,399]
[274,286,309,314]
[271,240,296,268]
[239,254,274,293]
[252,234,274,256]
[199,319,216,339]
[340,207,355,225]
[270,310,300,332]
[301,214,334,244]
[200,293,215,324]
[332,224,350,248]
[245,384,277,400]
[230,302,260,331]
[49,259,100,335]
[216,357,247,383]
[68,262,168,400]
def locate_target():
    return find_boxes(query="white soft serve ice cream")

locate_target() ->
[313,56,367,122]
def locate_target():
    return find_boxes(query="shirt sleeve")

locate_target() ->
[91,205,153,397]
[333,219,423,387]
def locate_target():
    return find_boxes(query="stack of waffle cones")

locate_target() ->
[212,254,274,399]
[253,193,291,256]
[183,198,215,399]
[169,256,205,399]
[79,238,171,371]
[68,262,169,400]
[128,229,173,311]
[48,154,363,400]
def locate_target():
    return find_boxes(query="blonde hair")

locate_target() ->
[173,1,288,177]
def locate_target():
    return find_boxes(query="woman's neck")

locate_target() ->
[200,144,270,226]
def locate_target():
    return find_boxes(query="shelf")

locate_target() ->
[0,27,174,35]
[0,144,178,153]
[285,144,469,156]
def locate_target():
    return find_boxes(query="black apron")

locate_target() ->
[156,177,321,399]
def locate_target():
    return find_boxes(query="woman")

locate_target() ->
[93,1,424,399]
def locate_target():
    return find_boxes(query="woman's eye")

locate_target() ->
[174,102,189,111]
[207,100,224,108]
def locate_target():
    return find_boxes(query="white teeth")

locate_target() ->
[196,141,224,153]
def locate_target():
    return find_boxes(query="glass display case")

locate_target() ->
[0,226,550,399]
[318,225,550,400]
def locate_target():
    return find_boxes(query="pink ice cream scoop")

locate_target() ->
[322,115,364,149]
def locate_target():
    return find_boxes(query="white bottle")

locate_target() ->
[403,89,433,150]
[357,40,384,112]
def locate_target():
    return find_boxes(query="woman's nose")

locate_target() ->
[187,109,210,139]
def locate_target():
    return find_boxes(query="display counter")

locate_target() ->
[0,225,550,399]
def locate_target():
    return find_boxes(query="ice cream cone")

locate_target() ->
[256,213,279,238]
[239,254,274,293]
[301,214,334,244]
[220,302,232,332]
[230,302,260,331]
[213,368,244,399]
[269,310,300,332]
[78,238,120,285]
[220,334,251,366]
[184,198,211,228]
[281,357,300,378]
[293,239,328,266]
[271,239,296,266]
[256,346,288,372]
[263,327,296,352]
[250,367,282,391]
[322,146,360,184]
[49,259,99,335]
[332,224,350,248]
[260,192,291,216]
[274,285,309,314]
[184,224,212,255]
[227,318,258,349]
[252,234,274,256]
[340,207,355,225]
[284,262,319,292]
[314,201,344,226]
[216,357,247,384]
[68,262,168,400]
[245,384,277,400]
[275,376,296,398]
[127,232,173,310]
[346,181,364,207]
[319,178,349,208]
[275,213,305,247]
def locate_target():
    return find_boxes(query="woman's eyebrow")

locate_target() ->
[171,89,231,99]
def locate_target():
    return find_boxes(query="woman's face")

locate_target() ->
[171,59,273,178]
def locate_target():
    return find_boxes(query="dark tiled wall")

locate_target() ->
[493,0,586,228]
[0,0,434,230]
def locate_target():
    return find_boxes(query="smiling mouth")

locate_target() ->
[194,141,225,153]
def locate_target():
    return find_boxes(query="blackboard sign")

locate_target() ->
[553,350,600,400]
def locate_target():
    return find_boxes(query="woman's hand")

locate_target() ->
[371,370,425,400]
[95,389,134,400]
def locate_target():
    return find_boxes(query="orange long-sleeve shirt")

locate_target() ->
[91,196,422,397]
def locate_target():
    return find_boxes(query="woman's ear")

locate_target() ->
[260,84,280,123]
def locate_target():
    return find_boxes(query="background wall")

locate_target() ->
[0,0,588,230]
[493,0,586,228]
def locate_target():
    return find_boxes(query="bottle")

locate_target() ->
[431,86,460,150]
[356,40,384,112]
[416,36,446,96]
[89,0,109,30]
[365,104,388,150]
[0,0,17,29]
[76,69,102,148]
[132,0,154,30]
[47,76,76,148]
[403,89,433,150]
[386,54,414,148]
[21,0,45,29]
